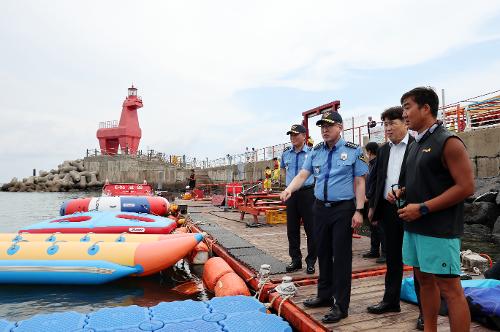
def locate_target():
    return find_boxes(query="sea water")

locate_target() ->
[0,192,208,321]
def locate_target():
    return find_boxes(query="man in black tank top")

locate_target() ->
[398,87,474,332]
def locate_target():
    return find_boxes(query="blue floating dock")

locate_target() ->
[15,312,86,332]
[7,296,291,332]
[0,319,15,332]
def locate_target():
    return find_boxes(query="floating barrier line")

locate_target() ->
[188,219,332,332]
[268,292,330,332]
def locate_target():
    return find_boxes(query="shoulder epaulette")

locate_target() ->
[283,146,291,152]
[313,142,324,150]
[344,141,359,149]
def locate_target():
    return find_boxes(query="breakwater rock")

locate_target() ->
[1,160,102,192]
[465,176,500,244]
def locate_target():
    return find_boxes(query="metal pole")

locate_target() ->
[252,149,257,183]
[441,89,446,121]
[351,116,355,143]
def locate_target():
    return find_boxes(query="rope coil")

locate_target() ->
[266,276,297,316]
[254,264,272,300]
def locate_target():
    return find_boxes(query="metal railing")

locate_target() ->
[199,118,384,169]
[85,148,198,168]
[87,91,499,171]
[443,93,500,132]
[98,120,119,129]
[196,142,292,169]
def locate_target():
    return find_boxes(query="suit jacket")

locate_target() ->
[369,135,414,221]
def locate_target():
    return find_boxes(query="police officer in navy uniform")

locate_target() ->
[280,111,368,323]
[280,124,317,274]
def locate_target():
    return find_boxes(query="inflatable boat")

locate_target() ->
[59,196,169,216]
[19,211,177,234]
[0,232,195,243]
[0,233,203,284]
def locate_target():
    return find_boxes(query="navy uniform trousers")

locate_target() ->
[314,199,355,314]
[286,187,316,266]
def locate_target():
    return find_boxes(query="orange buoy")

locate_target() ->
[189,241,209,265]
[202,257,233,291]
[214,272,250,297]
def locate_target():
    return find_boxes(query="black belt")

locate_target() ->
[316,199,349,208]
[298,184,314,192]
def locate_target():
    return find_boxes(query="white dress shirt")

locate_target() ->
[383,132,410,200]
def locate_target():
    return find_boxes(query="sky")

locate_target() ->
[1,1,500,182]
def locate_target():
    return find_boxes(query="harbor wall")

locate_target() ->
[82,155,280,190]
[206,126,500,183]
[83,155,192,190]
[457,126,500,178]
[82,126,499,191]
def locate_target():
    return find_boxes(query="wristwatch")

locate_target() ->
[355,208,364,214]
[419,203,429,216]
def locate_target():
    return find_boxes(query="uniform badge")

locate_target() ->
[358,154,368,164]
[314,166,321,174]
[340,152,348,161]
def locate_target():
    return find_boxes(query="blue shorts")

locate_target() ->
[402,231,461,275]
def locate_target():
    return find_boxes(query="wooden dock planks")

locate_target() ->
[181,199,494,331]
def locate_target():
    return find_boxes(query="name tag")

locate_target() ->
[128,227,145,233]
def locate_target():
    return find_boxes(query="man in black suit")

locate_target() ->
[362,141,386,262]
[366,106,423,330]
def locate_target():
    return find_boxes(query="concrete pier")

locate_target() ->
[83,155,190,190]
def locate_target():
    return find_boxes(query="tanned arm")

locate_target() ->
[352,175,366,228]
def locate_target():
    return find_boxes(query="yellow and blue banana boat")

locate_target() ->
[0,232,194,243]
[0,233,203,284]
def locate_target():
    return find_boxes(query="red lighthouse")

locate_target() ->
[97,85,143,155]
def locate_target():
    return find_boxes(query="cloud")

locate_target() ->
[0,0,499,181]
[434,60,500,105]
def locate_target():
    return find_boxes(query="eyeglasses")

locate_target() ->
[320,123,338,130]
[391,184,406,208]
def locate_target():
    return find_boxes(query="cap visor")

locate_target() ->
[316,119,336,126]
[286,130,299,135]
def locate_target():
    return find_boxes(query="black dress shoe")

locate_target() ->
[303,297,331,308]
[416,315,424,331]
[367,301,401,314]
[375,255,387,264]
[306,265,315,274]
[286,261,302,272]
[322,305,348,323]
[362,251,380,258]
